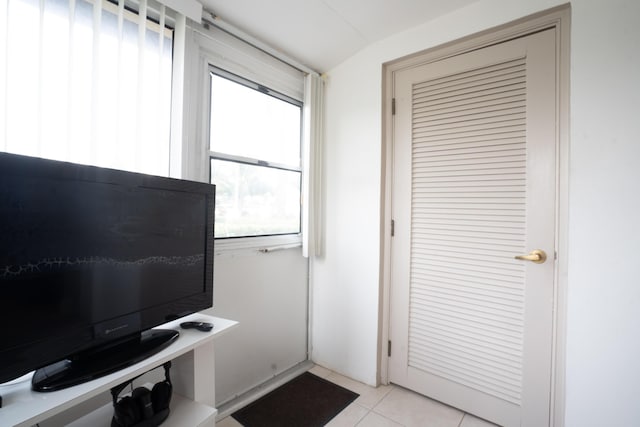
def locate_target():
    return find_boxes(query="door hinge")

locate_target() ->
[391,98,396,115]
[388,340,392,357]
[391,219,395,237]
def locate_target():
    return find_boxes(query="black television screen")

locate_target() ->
[0,152,215,390]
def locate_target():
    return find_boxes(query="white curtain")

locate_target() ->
[302,73,325,258]
[0,0,180,176]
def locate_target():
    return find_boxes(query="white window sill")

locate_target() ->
[214,234,302,255]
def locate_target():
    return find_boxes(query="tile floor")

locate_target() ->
[217,364,498,427]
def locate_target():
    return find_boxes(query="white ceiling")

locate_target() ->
[198,0,479,73]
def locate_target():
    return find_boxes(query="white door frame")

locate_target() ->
[379,6,570,427]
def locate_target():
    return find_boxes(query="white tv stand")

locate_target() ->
[0,314,237,427]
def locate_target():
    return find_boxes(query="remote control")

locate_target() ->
[180,321,213,332]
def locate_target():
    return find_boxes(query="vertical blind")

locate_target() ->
[302,73,324,257]
[0,0,174,176]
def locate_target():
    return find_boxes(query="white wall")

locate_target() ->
[309,52,384,385]
[209,248,308,405]
[565,1,640,425]
[311,0,640,425]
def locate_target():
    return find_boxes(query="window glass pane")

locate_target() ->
[211,159,301,238]
[209,73,301,167]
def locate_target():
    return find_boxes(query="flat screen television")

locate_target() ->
[0,152,215,391]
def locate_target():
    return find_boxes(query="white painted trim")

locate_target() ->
[189,22,306,102]
[181,21,308,251]
[550,8,571,427]
[214,234,303,255]
[169,14,186,179]
[380,6,570,427]
[378,64,394,387]
[158,0,201,23]
[201,10,319,77]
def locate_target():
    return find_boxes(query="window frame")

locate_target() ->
[182,22,306,252]
[208,66,304,240]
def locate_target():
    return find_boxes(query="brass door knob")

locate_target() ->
[514,249,547,264]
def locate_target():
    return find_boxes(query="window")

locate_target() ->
[209,69,303,238]
[0,0,174,176]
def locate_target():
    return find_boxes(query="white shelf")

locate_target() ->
[0,314,238,427]
[67,390,217,427]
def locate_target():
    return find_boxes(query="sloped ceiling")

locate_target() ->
[198,0,479,73]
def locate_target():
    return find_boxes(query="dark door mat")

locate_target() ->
[231,371,359,427]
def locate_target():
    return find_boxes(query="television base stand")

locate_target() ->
[32,329,179,392]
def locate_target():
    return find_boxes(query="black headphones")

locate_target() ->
[111,362,173,427]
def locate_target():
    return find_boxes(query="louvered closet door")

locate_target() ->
[389,29,556,427]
